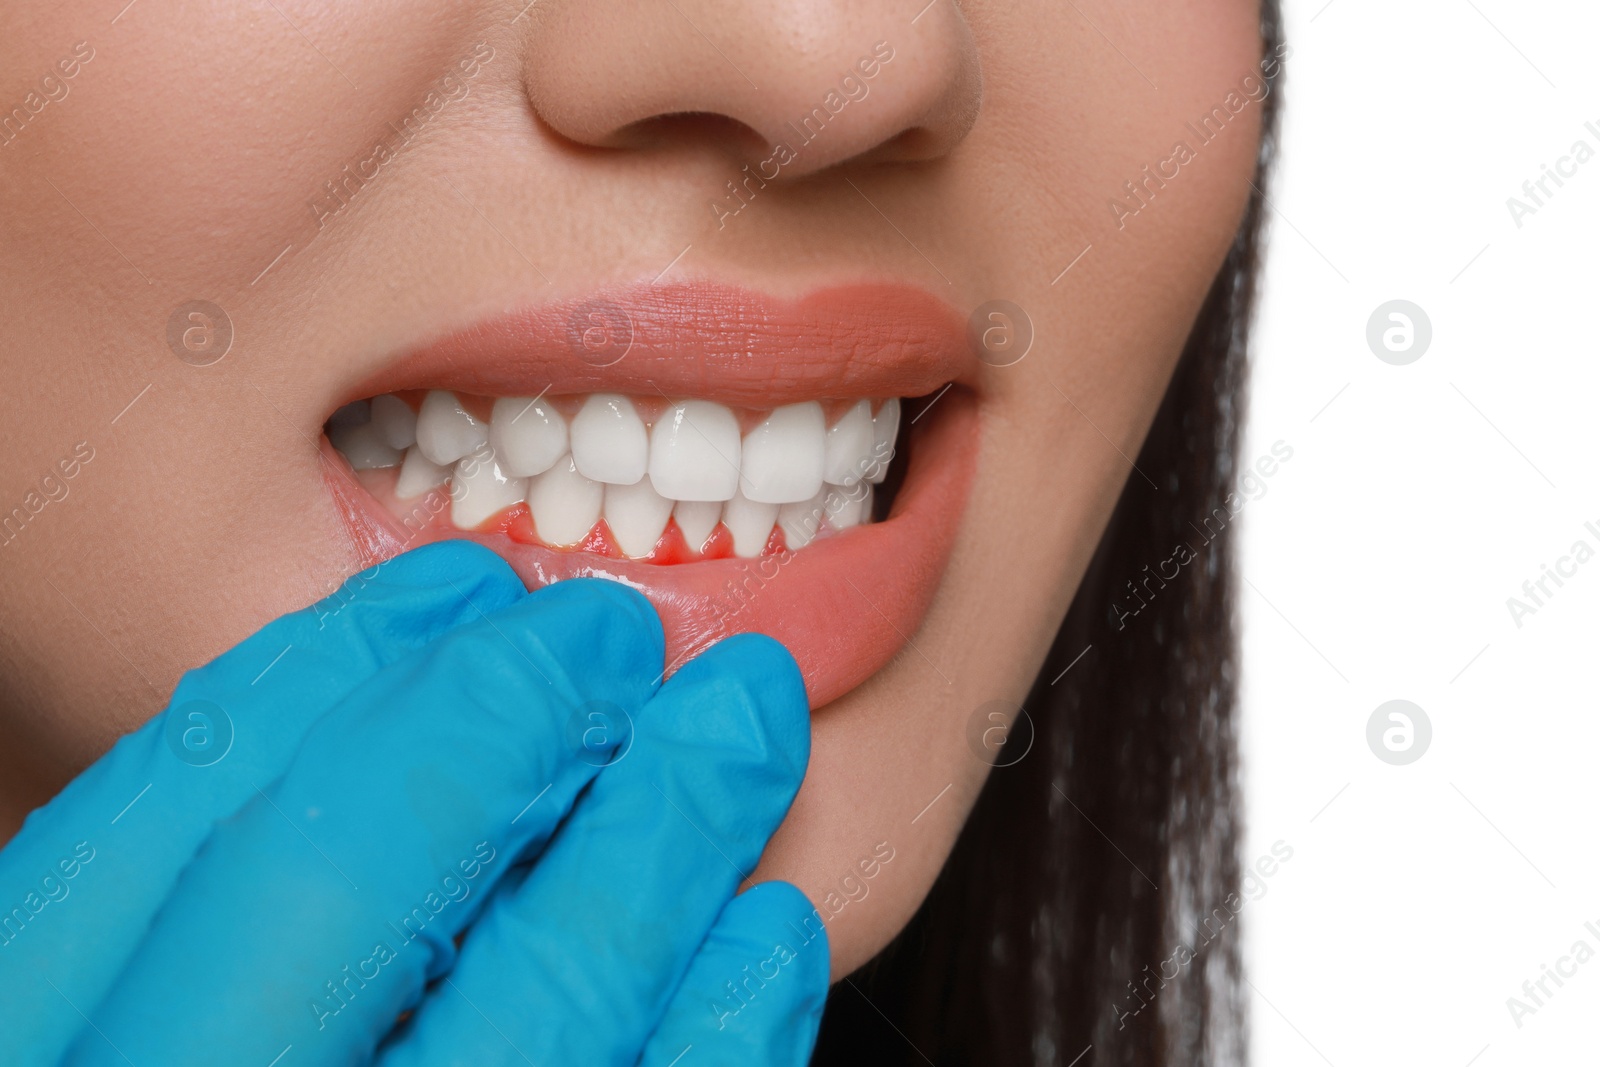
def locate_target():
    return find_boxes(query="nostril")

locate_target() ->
[609,111,769,156]
[855,126,955,167]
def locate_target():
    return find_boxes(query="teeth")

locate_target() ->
[605,479,675,558]
[722,492,779,559]
[740,402,826,504]
[394,445,452,500]
[825,483,871,530]
[328,422,403,470]
[778,492,827,551]
[370,395,417,450]
[571,393,648,485]
[416,390,489,465]
[527,455,603,547]
[673,500,722,554]
[867,398,900,484]
[822,399,875,486]
[490,396,568,478]
[450,447,528,530]
[648,400,741,501]
[331,390,904,555]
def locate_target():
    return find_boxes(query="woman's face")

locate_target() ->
[0,0,1265,975]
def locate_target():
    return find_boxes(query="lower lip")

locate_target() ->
[321,392,976,708]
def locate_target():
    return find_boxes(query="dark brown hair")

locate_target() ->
[812,6,1284,1063]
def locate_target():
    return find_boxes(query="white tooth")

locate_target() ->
[394,445,452,500]
[570,393,648,485]
[822,400,875,486]
[673,500,721,554]
[450,447,527,530]
[527,455,603,547]
[370,394,417,450]
[779,493,827,551]
[329,422,403,470]
[722,492,778,559]
[824,483,871,530]
[739,401,825,504]
[491,396,568,478]
[604,479,675,558]
[648,400,741,501]
[867,398,900,484]
[415,390,488,465]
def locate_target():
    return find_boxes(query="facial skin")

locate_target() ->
[0,0,1263,978]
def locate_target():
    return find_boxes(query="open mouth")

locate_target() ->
[319,283,978,707]
[328,391,903,561]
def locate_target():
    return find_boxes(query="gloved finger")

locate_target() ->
[0,540,525,1064]
[640,881,830,1067]
[64,576,665,1067]
[376,632,810,1067]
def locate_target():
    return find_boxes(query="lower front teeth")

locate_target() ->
[673,499,722,554]
[451,448,527,530]
[330,389,900,559]
[722,492,780,558]
[527,456,603,547]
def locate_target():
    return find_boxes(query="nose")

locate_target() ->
[519,0,982,176]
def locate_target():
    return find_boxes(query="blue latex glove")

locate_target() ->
[0,541,829,1065]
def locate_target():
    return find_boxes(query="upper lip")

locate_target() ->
[342,281,978,406]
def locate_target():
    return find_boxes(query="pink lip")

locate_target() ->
[324,283,979,708]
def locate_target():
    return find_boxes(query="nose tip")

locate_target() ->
[521,1,982,176]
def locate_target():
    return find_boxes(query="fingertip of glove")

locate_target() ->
[526,575,666,661]
[677,632,810,771]
[702,632,807,709]
[730,880,832,985]
[371,540,523,595]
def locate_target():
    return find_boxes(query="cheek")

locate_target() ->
[7,0,478,289]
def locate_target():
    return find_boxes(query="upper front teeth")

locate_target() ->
[571,393,649,485]
[648,399,742,501]
[740,402,827,504]
[331,389,901,558]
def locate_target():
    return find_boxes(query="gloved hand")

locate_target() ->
[0,540,829,1065]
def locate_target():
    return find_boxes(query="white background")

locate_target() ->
[1240,0,1600,1063]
